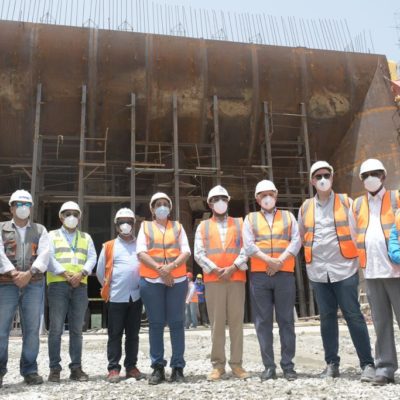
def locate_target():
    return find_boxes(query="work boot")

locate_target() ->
[283,369,298,381]
[207,368,226,381]
[231,366,250,379]
[24,373,44,385]
[107,369,120,383]
[148,366,165,385]
[126,367,146,380]
[320,363,340,378]
[170,367,185,383]
[360,364,375,383]
[0,374,3,388]
[48,369,61,383]
[260,367,276,381]
[70,367,89,382]
[372,375,395,386]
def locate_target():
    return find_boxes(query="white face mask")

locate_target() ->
[261,195,276,211]
[213,200,228,215]
[316,178,332,192]
[15,205,30,220]
[155,205,170,220]
[64,215,79,229]
[119,223,133,235]
[364,176,382,193]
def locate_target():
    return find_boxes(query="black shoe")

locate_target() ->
[372,375,395,386]
[24,373,44,385]
[170,367,185,383]
[0,375,3,388]
[70,367,89,382]
[48,369,61,383]
[321,363,340,378]
[148,366,165,385]
[283,369,297,381]
[260,367,277,381]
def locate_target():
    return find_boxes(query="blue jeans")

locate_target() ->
[311,272,374,368]
[0,280,44,377]
[139,278,187,369]
[47,282,88,371]
[185,302,198,328]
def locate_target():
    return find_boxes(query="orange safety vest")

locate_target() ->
[199,216,246,283]
[352,190,400,268]
[301,193,358,264]
[248,210,295,273]
[139,220,187,279]
[100,239,115,302]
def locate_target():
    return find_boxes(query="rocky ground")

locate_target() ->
[2,323,400,400]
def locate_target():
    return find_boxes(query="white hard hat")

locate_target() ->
[254,180,277,198]
[114,207,135,223]
[149,192,173,210]
[9,190,33,206]
[207,185,231,203]
[310,161,334,180]
[359,158,387,180]
[59,201,81,217]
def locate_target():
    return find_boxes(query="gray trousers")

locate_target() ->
[366,278,400,379]
[250,272,296,371]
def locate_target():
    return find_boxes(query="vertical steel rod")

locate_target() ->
[78,85,87,213]
[263,101,273,180]
[130,93,136,211]
[172,92,180,220]
[212,95,221,185]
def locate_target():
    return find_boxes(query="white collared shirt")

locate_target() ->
[349,187,400,279]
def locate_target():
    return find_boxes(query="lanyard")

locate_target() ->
[61,229,79,253]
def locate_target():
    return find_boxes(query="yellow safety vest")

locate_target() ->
[47,229,90,285]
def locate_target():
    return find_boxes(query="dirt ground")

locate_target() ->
[2,322,400,399]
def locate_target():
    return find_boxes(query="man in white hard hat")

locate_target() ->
[243,180,301,381]
[298,161,375,381]
[97,208,145,383]
[0,190,50,387]
[350,158,400,385]
[47,201,97,383]
[194,185,249,381]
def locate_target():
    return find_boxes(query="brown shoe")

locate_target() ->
[231,366,250,379]
[107,369,121,383]
[48,369,61,383]
[126,367,146,380]
[70,367,89,382]
[207,368,226,381]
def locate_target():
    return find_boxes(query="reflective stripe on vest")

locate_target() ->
[353,190,400,268]
[199,216,246,283]
[301,193,358,264]
[139,220,187,278]
[100,239,115,302]
[249,210,295,272]
[47,229,90,284]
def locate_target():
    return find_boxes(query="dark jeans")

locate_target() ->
[311,272,373,368]
[198,302,209,325]
[139,278,187,369]
[48,282,88,371]
[250,272,296,371]
[107,298,142,372]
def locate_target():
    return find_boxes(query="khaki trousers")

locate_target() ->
[205,280,245,369]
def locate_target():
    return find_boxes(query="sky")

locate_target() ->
[1,0,399,61]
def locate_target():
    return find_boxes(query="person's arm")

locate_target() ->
[82,235,97,275]
[279,213,302,261]
[31,227,50,273]
[194,224,219,274]
[0,232,16,274]
[47,231,67,276]
[388,223,400,265]
[232,247,248,271]
[96,246,106,285]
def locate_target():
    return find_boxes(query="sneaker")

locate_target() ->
[283,369,297,381]
[24,373,44,385]
[48,369,61,383]
[70,367,89,382]
[148,366,165,385]
[170,367,185,383]
[360,364,375,383]
[126,367,146,380]
[320,363,340,378]
[207,368,226,381]
[107,370,120,383]
[231,366,250,379]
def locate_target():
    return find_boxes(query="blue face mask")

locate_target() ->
[155,205,170,220]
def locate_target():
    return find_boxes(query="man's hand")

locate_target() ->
[69,272,83,288]
[219,265,236,281]
[213,268,224,278]
[266,258,283,276]
[162,274,174,287]
[12,270,32,288]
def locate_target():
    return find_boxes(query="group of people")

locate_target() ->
[0,157,399,388]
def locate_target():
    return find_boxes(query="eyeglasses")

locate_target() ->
[116,220,134,226]
[314,173,331,180]
[361,171,382,180]
[13,202,32,208]
[63,211,80,218]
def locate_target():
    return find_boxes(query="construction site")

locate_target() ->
[1,1,400,326]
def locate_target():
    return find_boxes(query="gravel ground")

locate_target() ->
[2,323,400,400]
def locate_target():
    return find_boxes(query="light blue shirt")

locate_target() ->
[96,236,140,303]
[388,223,400,265]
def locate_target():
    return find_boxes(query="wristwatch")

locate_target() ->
[81,270,89,277]
[30,267,40,275]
